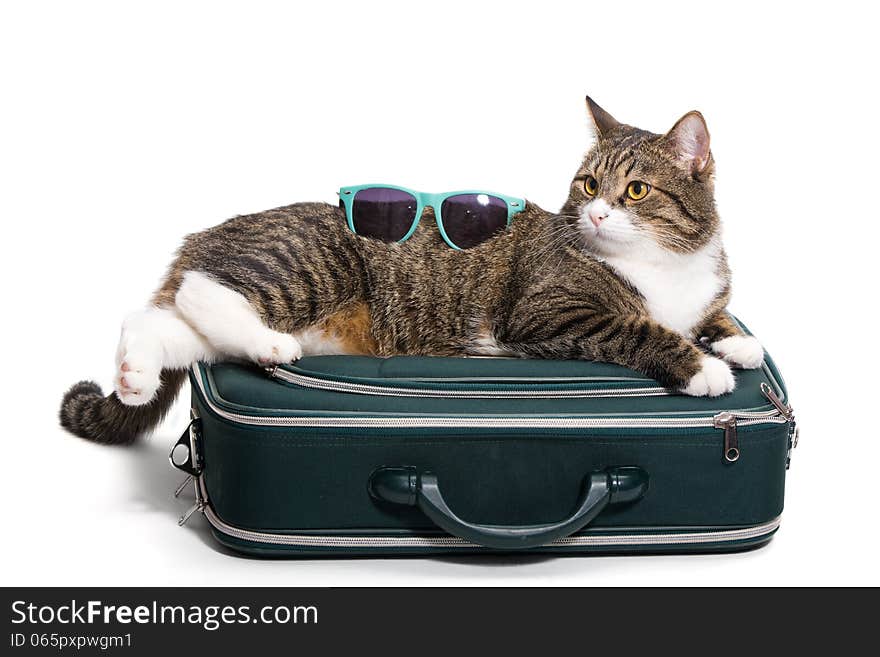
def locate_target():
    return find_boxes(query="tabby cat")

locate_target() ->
[60,97,763,444]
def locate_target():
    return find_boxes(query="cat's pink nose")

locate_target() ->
[589,208,608,227]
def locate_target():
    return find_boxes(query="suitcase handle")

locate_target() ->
[368,466,648,550]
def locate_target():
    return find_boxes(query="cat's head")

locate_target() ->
[561,97,720,257]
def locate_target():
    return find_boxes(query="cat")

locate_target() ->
[60,97,763,445]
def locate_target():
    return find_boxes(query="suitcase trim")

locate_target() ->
[194,363,788,429]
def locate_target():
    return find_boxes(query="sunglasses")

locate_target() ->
[338,184,526,250]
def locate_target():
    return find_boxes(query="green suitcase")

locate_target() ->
[171,325,797,557]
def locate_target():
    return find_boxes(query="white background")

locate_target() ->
[1,0,877,586]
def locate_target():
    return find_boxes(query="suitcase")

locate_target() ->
[170,321,797,557]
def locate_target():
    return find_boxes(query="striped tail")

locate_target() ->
[59,369,187,445]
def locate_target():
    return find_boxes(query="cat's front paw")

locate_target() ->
[711,335,764,369]
[248,330,303,366]
[681,356,735,397]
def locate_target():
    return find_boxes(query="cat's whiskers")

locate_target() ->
[637,226,701,253]
[640,224,696,244]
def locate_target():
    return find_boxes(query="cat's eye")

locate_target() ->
[584,175,599,196]
[626,181,651,201]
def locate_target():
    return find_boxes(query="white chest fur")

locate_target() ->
[603,242,723,338]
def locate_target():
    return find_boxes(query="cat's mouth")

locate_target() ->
[576,214,637,252]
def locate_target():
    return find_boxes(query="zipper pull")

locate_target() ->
[173,474,193,498]
[714,412,740,463]
[178,478,205,526]
[761,382,798,468]
[760,382,794,421]
[178,500,205,527]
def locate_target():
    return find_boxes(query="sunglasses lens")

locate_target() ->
[440,194,508,249]
[351,188,418,242]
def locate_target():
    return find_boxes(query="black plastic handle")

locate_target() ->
[368,466,648,550]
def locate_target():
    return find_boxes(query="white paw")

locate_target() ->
[681,356,736,397]
[114,350,162,406]
[711,335,764,369]
[247,330,302,366]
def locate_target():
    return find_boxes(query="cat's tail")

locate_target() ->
[59,369,187,445]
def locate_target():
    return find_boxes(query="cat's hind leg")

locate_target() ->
[115,306,218,405]
[174,271,302,366]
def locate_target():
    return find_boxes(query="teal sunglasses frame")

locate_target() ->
[338,184,526,250]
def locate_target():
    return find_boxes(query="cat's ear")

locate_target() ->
[663,111,711,175]
[585,96,620,137]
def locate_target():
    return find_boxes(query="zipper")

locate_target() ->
[194,366,789,464]
[182,472,781,550]
[269,366,669,399]
[711,384,798,465]
[264,370,795,462]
